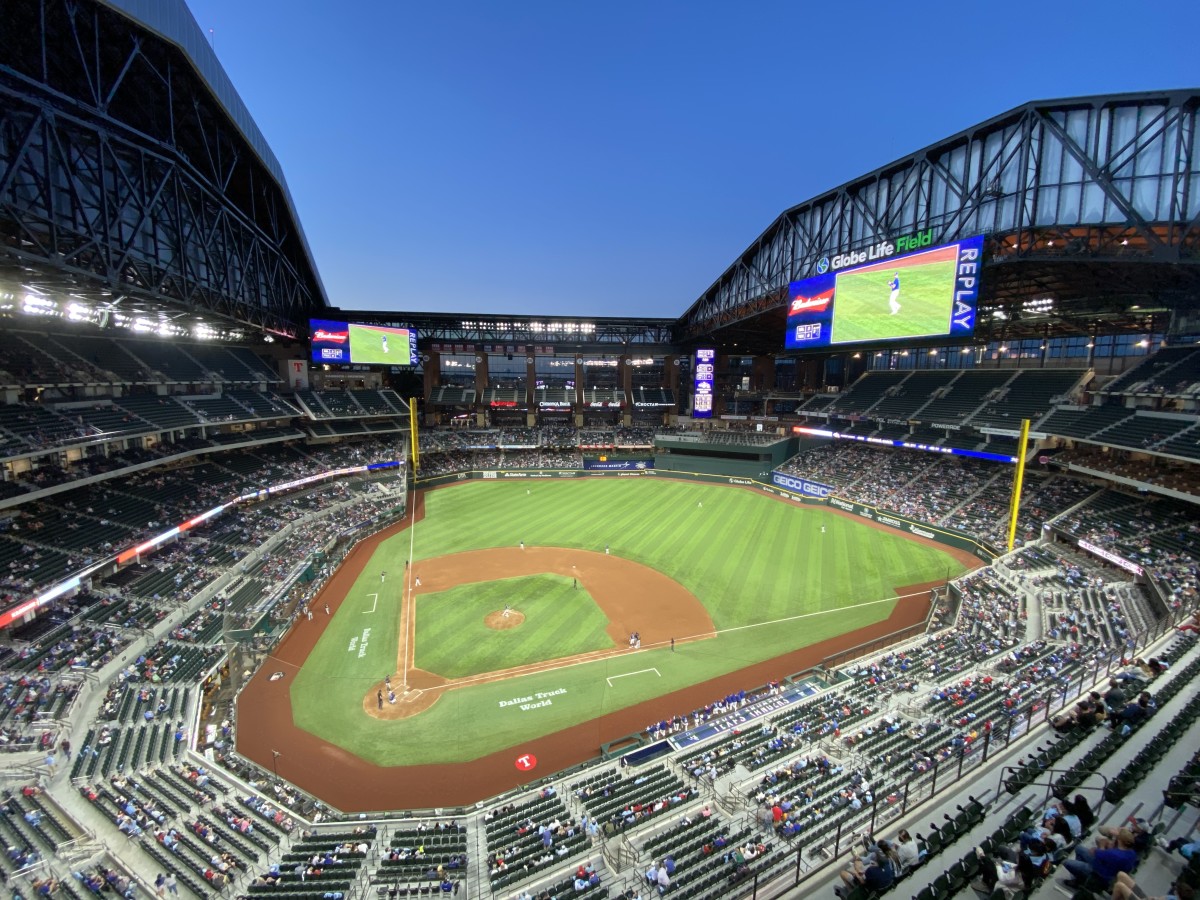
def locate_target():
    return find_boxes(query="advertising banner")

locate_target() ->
[583,459,654,471]
[825,495,997,559]
[769,471,834,498]
[1077,539,1144,576]
[282,359,310,390]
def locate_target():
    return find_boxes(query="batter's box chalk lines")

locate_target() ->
[364,593,378,614]
[606,668,661,687]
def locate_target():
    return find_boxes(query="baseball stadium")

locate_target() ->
[1,4,1200,900]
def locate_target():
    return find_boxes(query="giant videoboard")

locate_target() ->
[784,233,984,350]
[310,319,419,366]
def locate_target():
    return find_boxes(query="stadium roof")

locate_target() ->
[99,0,328,307]
[676,90,1200,355]
[0,0,328,340]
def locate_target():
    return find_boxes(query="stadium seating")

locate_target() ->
[1100,346,1200,396]
[917,371,1015,424]
[1037,404,1135,440]
[970,370,1086,429]
[825,372,910,415]
[2,335,1200,900]
[868,371,959,421]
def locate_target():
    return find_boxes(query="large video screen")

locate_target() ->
[784,234,983,350]
[310,319,419,365]
[692,348,715,419]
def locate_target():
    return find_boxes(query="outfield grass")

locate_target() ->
[290,479,967,765]
[348,324,414,365]
[831,250,957,345]
[414,575,614,678]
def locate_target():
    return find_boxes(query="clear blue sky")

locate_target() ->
[184,0,1198,319]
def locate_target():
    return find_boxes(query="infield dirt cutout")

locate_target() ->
[361,546,714,721]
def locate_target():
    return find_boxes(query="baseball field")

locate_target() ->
[830,244,959,345]
[347,323,415,365]
[272,478,968,774]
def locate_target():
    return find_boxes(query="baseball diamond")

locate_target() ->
[235,477,975,808]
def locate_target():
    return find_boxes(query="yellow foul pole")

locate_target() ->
[409,396,420,473]
[1006,418,1031,552]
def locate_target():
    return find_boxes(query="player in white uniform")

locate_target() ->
[888,272,901,315]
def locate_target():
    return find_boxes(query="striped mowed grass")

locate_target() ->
[289,478,966,765]
[414,574,614,678]
[831,254,958,345]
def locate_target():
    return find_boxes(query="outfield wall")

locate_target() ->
[412,467,998,561]
[823,496,998,561]
[654,455,768,478]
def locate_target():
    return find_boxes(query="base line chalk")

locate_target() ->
[606,668,661,687]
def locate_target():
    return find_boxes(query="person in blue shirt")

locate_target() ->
[1062,830,1137,889]
[889,272,901,315]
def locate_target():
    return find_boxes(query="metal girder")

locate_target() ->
[0,0,324,336]
[677,91,1200,344]
[331,310,678,349]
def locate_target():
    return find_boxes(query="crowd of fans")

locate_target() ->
[0,386,1198,900]
[0,439,406,604]
[416,426,678,455]
[1053,449,1200,495]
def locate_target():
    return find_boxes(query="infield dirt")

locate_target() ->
[235,487,979,811]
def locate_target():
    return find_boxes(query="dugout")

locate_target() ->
[653,434,799,478]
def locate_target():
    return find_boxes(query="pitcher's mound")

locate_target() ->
[485,610,525,630]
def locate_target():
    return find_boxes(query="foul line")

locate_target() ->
[401,493,418,689]
[414,589,929,692]
[267,586,933,687]
[606,668,660,686]
[363,593,378,614]
[713,592,903,638]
